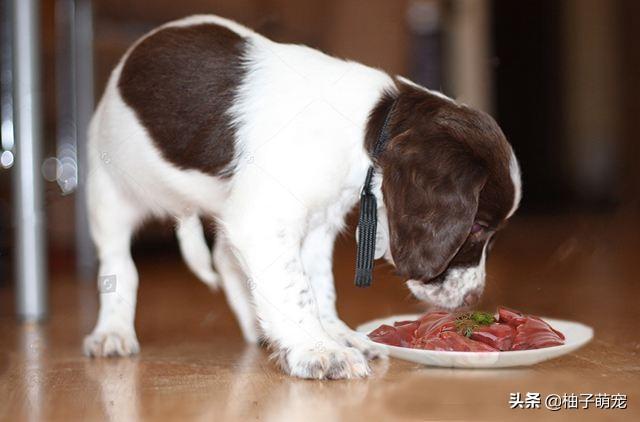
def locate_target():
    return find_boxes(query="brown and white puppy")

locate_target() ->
[83,15,521,379]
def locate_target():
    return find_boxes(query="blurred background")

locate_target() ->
[0,0,639,317]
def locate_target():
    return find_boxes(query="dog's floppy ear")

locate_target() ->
[380,130,487,281]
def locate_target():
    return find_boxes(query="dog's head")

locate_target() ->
[368,78,521,309]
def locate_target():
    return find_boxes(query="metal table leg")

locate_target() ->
[13,0,47,321]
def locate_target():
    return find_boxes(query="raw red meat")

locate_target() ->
[497,306,528,326]
[368,324,403,347]
[367,307,565,352]
[511,316,565,350]
[415,312,457,338]
[393,320,420,345]
[470,323,515,351]
[415,331,498,352]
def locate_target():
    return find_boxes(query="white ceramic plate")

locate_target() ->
[356,314,593,368]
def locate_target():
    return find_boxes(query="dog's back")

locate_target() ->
[89,15,390,219]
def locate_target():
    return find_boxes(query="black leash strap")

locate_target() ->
[355,100,396,287]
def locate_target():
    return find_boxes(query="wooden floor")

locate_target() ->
[1,214,639,421]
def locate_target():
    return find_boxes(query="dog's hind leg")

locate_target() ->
[213,233,260,344]
[83,162,145,357]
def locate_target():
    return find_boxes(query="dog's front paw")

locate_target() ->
[83,329,140,357]
[324,320,387,360]
[277,342,370,379]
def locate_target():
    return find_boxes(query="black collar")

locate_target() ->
[354,98,397,287]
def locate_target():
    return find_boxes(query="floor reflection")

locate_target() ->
[215,346,389,422]
[84,358,140,422]
[20,323,45,422]
[411,366,531,380]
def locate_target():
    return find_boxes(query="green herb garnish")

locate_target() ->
[470,311,495,326]
[455,311,495,338]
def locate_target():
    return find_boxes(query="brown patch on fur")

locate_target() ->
[118,23,247,177]
[366,80,516,281]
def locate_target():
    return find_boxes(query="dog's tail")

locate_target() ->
[176,214,220,290]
